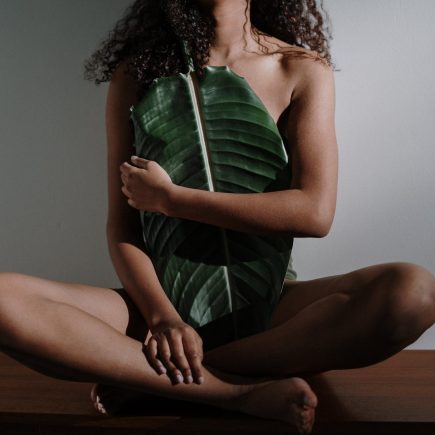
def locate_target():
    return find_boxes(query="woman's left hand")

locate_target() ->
[120,156,174,214]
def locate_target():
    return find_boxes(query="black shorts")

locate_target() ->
[113,288,273,353]
[194,303,272,352]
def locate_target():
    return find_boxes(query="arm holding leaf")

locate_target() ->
[107,65,204,385]
[122,62,338,238]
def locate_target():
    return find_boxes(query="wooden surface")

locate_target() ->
[0,350,434,434]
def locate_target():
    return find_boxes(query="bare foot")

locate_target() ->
[90,369,273,415]
[91,377,318,434]
[90,383,144,415]
[230,377,318,434]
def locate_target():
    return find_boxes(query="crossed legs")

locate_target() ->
[0,273,317,433]
[204,262,435,376]
[0,261,433,433]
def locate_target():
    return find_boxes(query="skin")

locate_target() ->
[0,1,434,434]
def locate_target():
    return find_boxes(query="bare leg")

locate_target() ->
[95,261,435,415]
[204,262,435,376]
[0,273,317,434]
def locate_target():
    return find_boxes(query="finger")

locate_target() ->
[120,161,136,175]
[120,173,128,186]
[121,185,131,198]
[156,335,184,384]
[145,337,167,375]
[167,333,194,384]
[131,155,149,168]
[127,198,138,209]
[120,162,130,173]
[183,335,204,384]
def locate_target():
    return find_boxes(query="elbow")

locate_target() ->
[106,221,118,252]
[106,219,126,244]
[310,219,332,238]
[106,220,116,242]
[106,217,144,247]
[304,204,335,238]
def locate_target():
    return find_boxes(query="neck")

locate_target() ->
[196,0,256,61]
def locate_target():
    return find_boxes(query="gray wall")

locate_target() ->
[1,1,434,347]
[292,0,435,348]
[0,0,131,285]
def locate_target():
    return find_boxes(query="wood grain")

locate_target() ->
[0,350,433,434]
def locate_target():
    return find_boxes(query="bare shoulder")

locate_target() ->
[260,34,334,100]
[107,62,139,115]
[106,62,139,158]
[279,47,334,101]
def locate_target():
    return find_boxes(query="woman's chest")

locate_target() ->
[209,55,296,140]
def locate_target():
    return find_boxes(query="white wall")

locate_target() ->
[0,1,434,347]
[292,0,435,348]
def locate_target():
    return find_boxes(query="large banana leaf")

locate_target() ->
[130,58,293,340]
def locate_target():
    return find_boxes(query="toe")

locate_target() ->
[90,384,98,403]
[299,412,314,434]
[302,389,318,409]
[90,384,109,415]
[292,378,318,409]
[290,403,313,434]
[303,396,317,409]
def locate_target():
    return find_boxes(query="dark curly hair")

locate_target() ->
[84,0,334,98]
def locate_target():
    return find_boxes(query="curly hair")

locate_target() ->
[84,0,334,98]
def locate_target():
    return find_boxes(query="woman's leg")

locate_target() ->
[0,272,317,434]
[203,262,435,376]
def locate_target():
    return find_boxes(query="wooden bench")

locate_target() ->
[0,350,433,434]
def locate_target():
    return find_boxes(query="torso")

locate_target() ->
[206,35,313,141]
[122,35,320,143]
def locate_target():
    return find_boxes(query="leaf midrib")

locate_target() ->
[187,72,215,192]
[187,71,234,314]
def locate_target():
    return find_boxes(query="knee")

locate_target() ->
[377,262,435,345]
[0,272,46,349]
[0,272,30,327]
[0,272,27,297]
[0,272,20,297]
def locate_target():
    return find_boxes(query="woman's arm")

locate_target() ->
[106,64,204,384]
[106,65,180,328]
[122,60,338,238]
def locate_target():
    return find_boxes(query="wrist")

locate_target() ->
[164,184,187,218]
[147,309,182,331]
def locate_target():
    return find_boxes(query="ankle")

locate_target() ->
[208,383,253,411]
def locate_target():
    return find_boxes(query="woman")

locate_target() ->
[0,1,434,434]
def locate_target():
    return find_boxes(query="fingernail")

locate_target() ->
[185,375,193,384]
[158,365,167,374]
[197,376,204,384]
[175,374,183,384]
[131,155,138,160]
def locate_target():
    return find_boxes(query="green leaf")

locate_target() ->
[130,65,293,339]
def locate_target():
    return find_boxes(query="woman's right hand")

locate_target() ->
[145,318,205,385]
